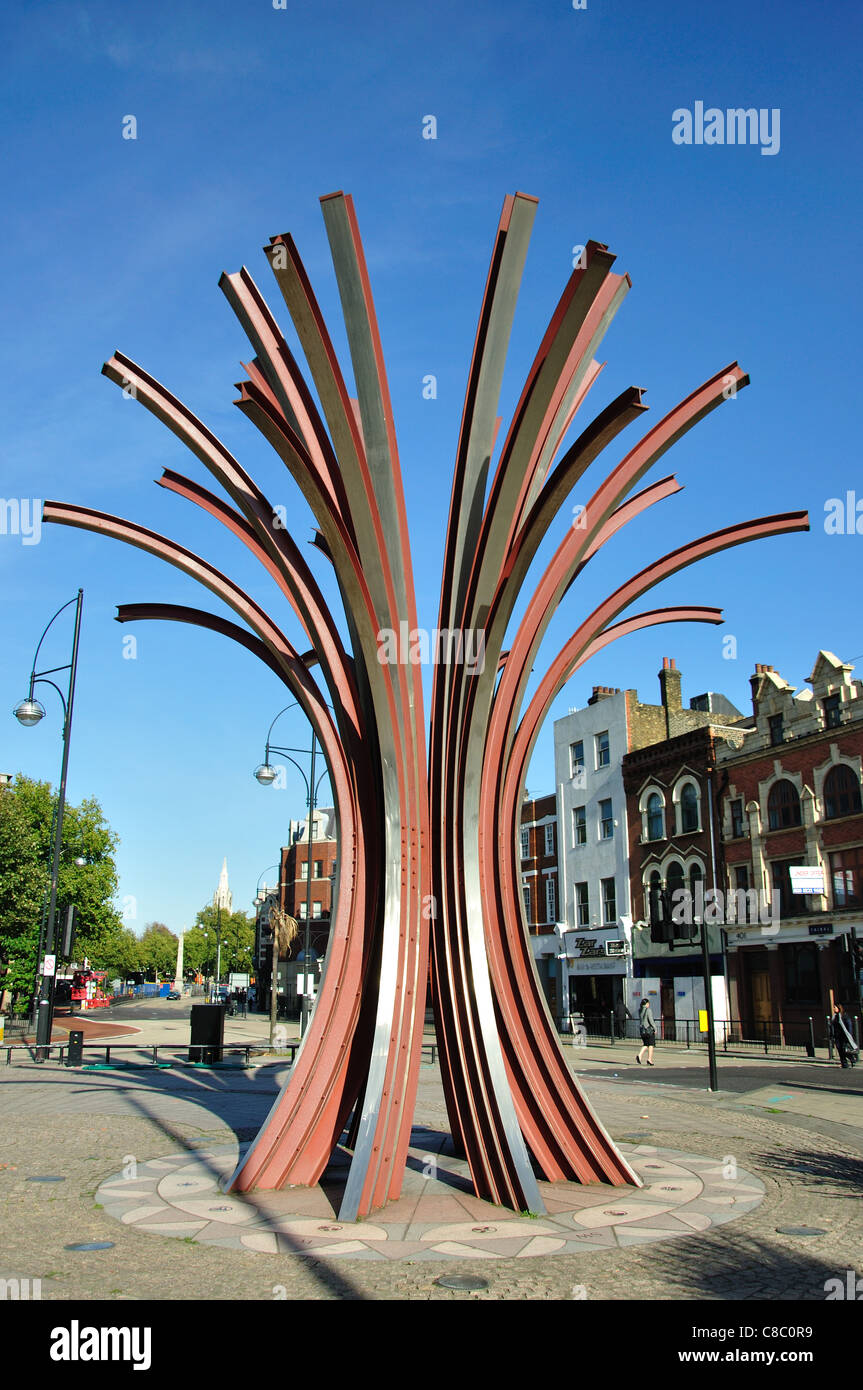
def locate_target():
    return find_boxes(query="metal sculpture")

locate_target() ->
[44,191,808,1220]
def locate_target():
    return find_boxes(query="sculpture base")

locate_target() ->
[95,1130,764,1261]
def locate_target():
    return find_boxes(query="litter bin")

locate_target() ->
[66,1030,85,1067]
[190,1004,225,1064]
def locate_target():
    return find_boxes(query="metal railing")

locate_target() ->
[559,1010,857,1057]
[4,1036,441,1068]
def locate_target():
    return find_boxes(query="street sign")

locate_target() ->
[790,866,824,895]
[43,954,57,977]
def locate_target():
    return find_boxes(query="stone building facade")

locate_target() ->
[717,652,863,1043]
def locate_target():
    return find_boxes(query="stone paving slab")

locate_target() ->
[731,1084,863,1128]
[93,1133,764,1262]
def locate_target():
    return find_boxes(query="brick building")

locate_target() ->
[717,652,863,1043]
[280,806,338,962]
[518,793,560,1014]
[553,659,744,1030]
[254,807,338,1014]
[622,715,747,1037]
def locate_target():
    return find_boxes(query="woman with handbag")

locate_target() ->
[636,996,657,1066]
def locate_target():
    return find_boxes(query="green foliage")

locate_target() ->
[0,776,123,1005]
[139,922,178,978]
[185,905,255,979]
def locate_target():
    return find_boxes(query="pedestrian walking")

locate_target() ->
[829,1004,859,1069]
[636,996,657,1066]
[615,997,633,1039]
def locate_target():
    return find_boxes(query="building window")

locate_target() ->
[573,806,586,846]
[575,882,589,926]
[595,731,610,768]
[522,883,532,922]
[520,826,530,860]
[767,780,801,831]
[823,765,862,820]
[730,799,744,838]
[300,861,308,880]
[689,861,704,902]
[768,713,784,746]
[731,864,754,923]
[648,871,664,928]
[545,877,557,923]
[298,902,308,918]
[824,694,841,729]
[646,792,664,842]
[782,943,820,1005]
[601,876,616,924]
[830,849,863,909]
[770,859,808,918]
[314,860,323,879]
[544,823,554,856]
[599,799,613,839]
[679,782,699,833]
[666,860,685,911]
[570,741,584,778]
[312,900,322,918]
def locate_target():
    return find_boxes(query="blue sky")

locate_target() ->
[2,0,861,933]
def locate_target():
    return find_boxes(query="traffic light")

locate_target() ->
[60,904,78,959]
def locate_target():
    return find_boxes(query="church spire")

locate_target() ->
[213,857,233,913]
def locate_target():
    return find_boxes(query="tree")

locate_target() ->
[139,922,178,979]
[98,926,143,983]
[192,904,255,979]
[0,776,124,1008]
[267,908,299,1044]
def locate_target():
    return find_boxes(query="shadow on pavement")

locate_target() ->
[644,1228,858,1301]
[750,1144,863,1194]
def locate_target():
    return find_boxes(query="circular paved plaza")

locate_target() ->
[96,1127,764,1262]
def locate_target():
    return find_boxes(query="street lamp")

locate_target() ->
[13,590,84,1059]
[253,704,331,1036]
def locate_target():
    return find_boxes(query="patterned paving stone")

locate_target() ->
[93,1134,765,1262]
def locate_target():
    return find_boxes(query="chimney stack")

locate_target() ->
[658,658,682,735]
[588,685,622,705]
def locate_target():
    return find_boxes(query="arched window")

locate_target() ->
[679,782,699,833]
[646,792,664,841]
[666,860,685,910]
[767,780,801,830]
[648,870,663,926]
[689,861,704,899]
[824,765,862,820]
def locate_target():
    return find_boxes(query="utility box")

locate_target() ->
[66,1030,85,1067]
[190,1004,225,1064]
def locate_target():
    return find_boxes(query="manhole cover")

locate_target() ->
[434,1274,489,1291]
[64,1242,115,1251]
[27,1176,66,1183]
[775,1226,827,1237]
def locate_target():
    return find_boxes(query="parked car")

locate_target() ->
[166,990,182,1001]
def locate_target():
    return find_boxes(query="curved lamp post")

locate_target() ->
[254,704,330,1036]
[13,589,84,1058]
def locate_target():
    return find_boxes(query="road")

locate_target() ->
[579,1058,863,1094]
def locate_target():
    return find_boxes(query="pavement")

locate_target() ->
[1,1017,862,1300]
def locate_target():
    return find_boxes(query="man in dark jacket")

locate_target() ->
[830,1004,859,1068]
